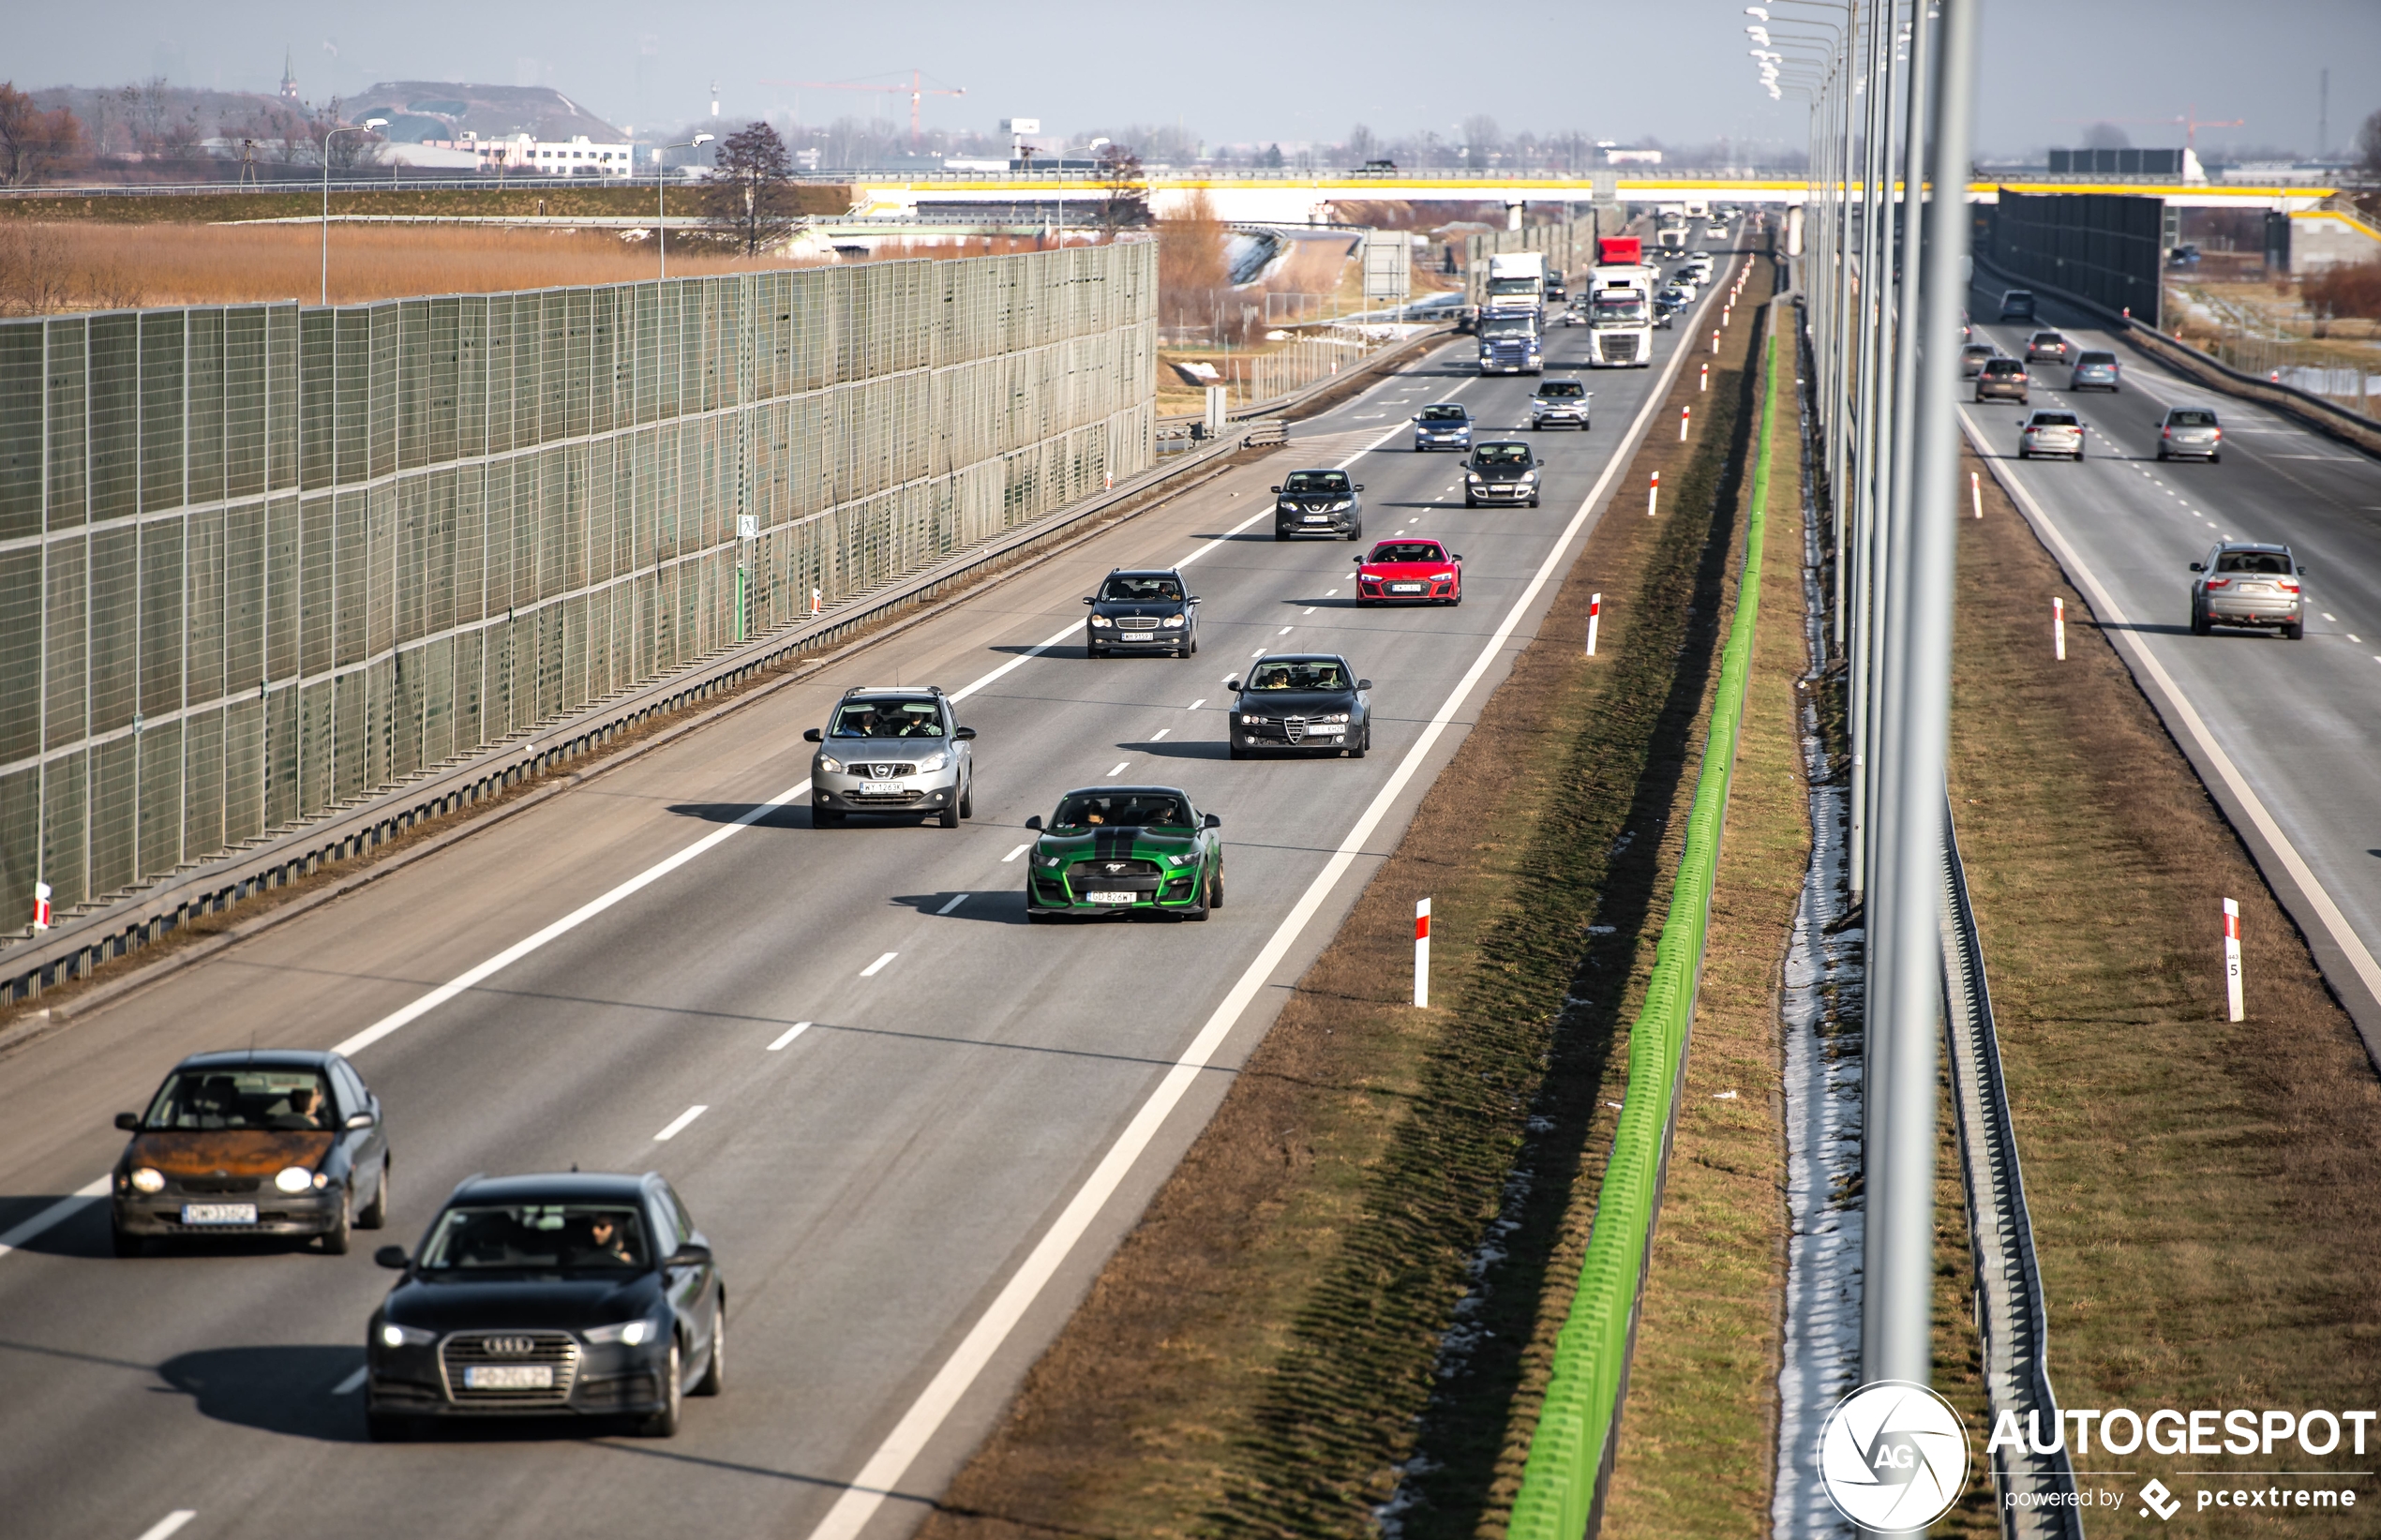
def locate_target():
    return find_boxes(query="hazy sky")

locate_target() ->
[13,1,2376,160]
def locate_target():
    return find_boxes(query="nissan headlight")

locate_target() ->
[380,1322,437,1349]
[274,1166,316,1194]
[816,754,845,773]
[583,1318,657,1346]
[912,751,948,773]
[1089,613,1114,627]
[1161,614,1185,628]
[1329,501,1351,511]
[129,1166,165,1193]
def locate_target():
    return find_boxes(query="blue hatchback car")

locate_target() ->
[1412,402,1474,451]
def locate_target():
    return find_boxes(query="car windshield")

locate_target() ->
[1473,443,1533,467]
[2075,351,2116,366]
[1282,471,1351,495]
[2215,551,2290,575]
[1050,791,1193,829]
[2031,413,2078,427]
[1248,659,1352,692]
[2031,333,2063,345]
[2169,410,2218,426]
[1101,575,1182,603]
[1983,359,2023,375]
[1418,405,1468,423]
[830,698,945,738]
[1479,315,1536,337]
[418,1203,651,1273]
[142,1068,335,1131]
[1370,542,1446,564]
[1537,381,1586,398]
[2004,292,2033,304]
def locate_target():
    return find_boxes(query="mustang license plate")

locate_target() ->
[1086,891,1137,905]
[1389,582,1424,593]
[860,781,902,795]
[464,1364,554,1390]
[181,1204,257,1225]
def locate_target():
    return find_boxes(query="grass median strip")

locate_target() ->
[917,257,1781,1540]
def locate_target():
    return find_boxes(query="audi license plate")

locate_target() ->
[860,781,902,796]
[181,1204,256,1225]
[1389,582,1424,593]
[463,1364,554,1391]
[1086,891,1137,905]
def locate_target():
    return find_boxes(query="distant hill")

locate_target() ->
[348,83,623,144]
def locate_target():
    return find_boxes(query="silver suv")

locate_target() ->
[2157,406,2222,463]
[1530,378,1593,430]
[2189,543,2303,638]
[804,687,977,827]
[2016,409,2085,460]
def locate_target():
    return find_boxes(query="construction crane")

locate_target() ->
[758,70,965,144]
[2057,106,2244,153]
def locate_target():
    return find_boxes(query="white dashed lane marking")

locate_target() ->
[768,1022,814,1051]
[859,952,898,978]
[653,1105,709,1142]
[936,893,969,916]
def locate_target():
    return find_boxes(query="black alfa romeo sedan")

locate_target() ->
[1228,653,1373,757]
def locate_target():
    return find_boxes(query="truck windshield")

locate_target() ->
[1594,296,1646,321]
[1479,316,1537,338]
[1486,277,1540,296]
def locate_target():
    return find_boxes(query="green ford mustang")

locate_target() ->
[1023,785,1224,921]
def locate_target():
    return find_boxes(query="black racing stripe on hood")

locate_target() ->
[1093,826,1138,862]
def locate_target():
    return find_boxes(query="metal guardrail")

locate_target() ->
[1939,800,2084,1539]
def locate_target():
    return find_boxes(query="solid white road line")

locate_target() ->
[936,894,969,916]
[793,317,1689,1540]
[134,1512,197,1540]
[652,1105,709,1142]
[332,1366,368,1396]
[1963,406,2381,1020]
[1002,844,1030,862]
[768,1022,815,1051]
[859,952,899,979]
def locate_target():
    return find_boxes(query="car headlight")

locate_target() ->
[1161,614,1185,628]
[1312,712,1351,725]
[1088,613,1113,627]
[583,1319,657,1346]
[817,754,845,773]
[1278,501,1297,513]
[1167,851,1201,867]
[1330,501,1351,512]
[1430,572,1455,582]
[913,751,947,773]
[129,1166,165,1193]
[1521,471,1539,483]
[380,1322,437,1348]
[1241,714,1270,725]
[1468,474,1485,485]
[274,1166,316,1194]
[1034,853,1064,869]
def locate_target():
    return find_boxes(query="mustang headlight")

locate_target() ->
[1161,614,1185,628]
[129,1166,165,1193]
[380,1322,436,1348]
[913,751,948,773]
[1167,851,1201,867]
[816,754,845,773]
[1034,852,1064,869]
[274,1166,315,1194]
[1088,613,1114,627]
[584,1318,657,1346]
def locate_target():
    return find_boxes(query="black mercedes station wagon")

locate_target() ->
[366,1171,724,1440]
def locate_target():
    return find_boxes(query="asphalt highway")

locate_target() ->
[0,230,1741,1540]
[1961,277,2381,1052]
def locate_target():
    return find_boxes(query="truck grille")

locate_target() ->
[440,1332,580,1405]
[1602,336,1640,364]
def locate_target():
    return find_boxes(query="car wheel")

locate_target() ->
[321,1189,352,1257]
[640,1340,683,1437]
[1346,527,1362,542]
[938,801,959,830]
[1274,528,1289,542]
[1229,742,1249,760]
[2017,448,2029,460]
[2209,452,2221,464]
[1529,497,1541,508]
[693,1293,726,1396]
[2156,448,2168,461]
[366,1411,412,1443]
[815,807,845,825]
[959,780,973,820]
[2191,602,2211,636]
[2284,620,2304,640]
[1464,496,1478,508]
[1208,862,1224,909]
[358,1159,390,1230]
[1350,725,1368,759]
[1186,870,1211,922]
[111,1221,142,1259]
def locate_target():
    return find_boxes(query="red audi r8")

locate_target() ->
[1355,539,1463,606]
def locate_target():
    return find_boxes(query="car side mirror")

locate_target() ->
[1269,486,1281,494]
[802,727,821,742]
[666,1244,713,1268]
[1082,595,1095,605]
[2188,562,2205,573]
[1453,554,1465,561]
[1204,813,1222,830]
[953,725,977,740]
[1356,679,1373,691]
[1354,553,1367,564]
[1226,678,1242,694]
[345,1112,376,1130]
[1188,596,1201,604]
[1355,484,1365,492]
[374,1246,410,1270]
[2298,566,2308,576]
[115,1112,140,1131]
[1024,815,1043,830]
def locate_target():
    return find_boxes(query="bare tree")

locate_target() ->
[0,82,85,186]
[1462,114,1502,170]
[1095,142,1148,232]
[2359,108,2381,184]
[704,120,800,257]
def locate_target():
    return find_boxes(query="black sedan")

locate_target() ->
[1228,653,1372,757]
[110,1049,392,1257]
[1084,567,1199,658]
[366,1171,724,1440]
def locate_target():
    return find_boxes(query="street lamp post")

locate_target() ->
[657,133,716,279]
[322,118,387,305]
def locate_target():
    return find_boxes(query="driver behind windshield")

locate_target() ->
[1101,576,1181,602]
[830,699,945,738]
[1249,661,1350,692]
[1053,794,1192,829]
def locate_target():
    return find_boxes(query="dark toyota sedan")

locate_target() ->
[110,1049,392,1257]
[367,1171,724,1440]
[1464,441,1541,506]
[1085,567,1199,658]
[1229,653,1372,757]
[1273,468,1364,540]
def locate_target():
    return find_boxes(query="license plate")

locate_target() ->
[464,1364,554,1390]
[1389,583,1424,593]
[861,781,901,795]
[1120,633,1153,641]
[182,1204,256,1225]
[1086,891,1137,905]
[2240,583,2271,593]
[1302,515,1330,524]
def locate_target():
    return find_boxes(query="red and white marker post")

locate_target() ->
[1415,898,1432,1009]
[1711,329,1721,354]
[1586,592,1602,656]
[2223,898,2244,1022]
[1648,470,1660,517]
[1700,363,1708,393]
[1680,405,1691,441]
[2054,597,2066,661]
[31,881,52,932]
[1970,470,1984,519]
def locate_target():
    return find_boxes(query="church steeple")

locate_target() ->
[279,48,300,102]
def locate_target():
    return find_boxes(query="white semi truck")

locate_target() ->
[1483,250,1548,316]
[1585,266,1655,368]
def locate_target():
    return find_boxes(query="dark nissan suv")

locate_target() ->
[1085,568,1199,658]
[1273,469,1364,540]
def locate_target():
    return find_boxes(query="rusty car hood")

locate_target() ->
[127,1129,334,1176]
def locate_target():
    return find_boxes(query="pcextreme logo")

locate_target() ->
[1817,1381,1971,1533]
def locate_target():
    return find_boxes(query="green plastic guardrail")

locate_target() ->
[1506,321,1780,1540]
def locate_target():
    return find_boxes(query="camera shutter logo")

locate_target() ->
[1816,1381,1971,1532]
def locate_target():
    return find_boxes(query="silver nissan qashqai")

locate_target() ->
[804,686,977,828]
